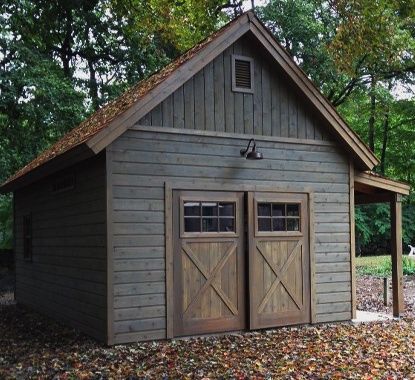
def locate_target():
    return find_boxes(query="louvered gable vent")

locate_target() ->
[232,55,254,93]
[235,59,251,88]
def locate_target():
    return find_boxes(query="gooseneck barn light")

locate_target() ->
[240,138,264,160]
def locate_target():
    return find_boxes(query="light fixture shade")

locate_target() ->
[240,138,264,160]
[246,150,263,160]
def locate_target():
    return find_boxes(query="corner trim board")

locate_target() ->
[106,147,115,345]
[349,162,356,319]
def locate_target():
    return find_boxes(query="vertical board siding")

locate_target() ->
[14,154,107,341]
[109,130,351,344]
[140,36,328,141]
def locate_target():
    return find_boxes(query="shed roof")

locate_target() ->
[1,11,380,193]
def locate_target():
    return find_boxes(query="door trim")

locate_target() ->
[165,181,316,338]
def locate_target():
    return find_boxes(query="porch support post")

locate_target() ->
[390,193,404,317]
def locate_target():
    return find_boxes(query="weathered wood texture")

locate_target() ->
[108,129,351,344]
[14,154,107,341]
[138,36,329,141]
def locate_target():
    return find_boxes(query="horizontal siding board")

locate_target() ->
[114,258,165,271]
[113,223,164,236]
[114,294,165,308]
[114,270,165,284]
[114,282,165,296]
[114,318,166,334]
[113,330,166,344]
[316,292,351,304]
[316,252,351,263]
[315,312,351,323]
[316,262,350,273]
[114,247,164,260]
[114,306,166,321]
[317,302,351,314]
[316,282,351,293]
[316,272,351,283]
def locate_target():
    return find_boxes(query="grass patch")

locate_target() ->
[356,255,415,276]
[356,255,391,276]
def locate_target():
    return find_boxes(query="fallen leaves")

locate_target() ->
[1,275,415,379]
[1,305,415,379]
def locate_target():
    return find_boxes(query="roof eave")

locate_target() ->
[355,171,410,196]
[0,144,95,194]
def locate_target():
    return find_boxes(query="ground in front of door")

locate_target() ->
[1,302,415,379]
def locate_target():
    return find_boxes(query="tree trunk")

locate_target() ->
[61,8,73,79]
[88,59,99,111]
[380,108,389,175]
[368,75,376,152]
[380,82,392,175]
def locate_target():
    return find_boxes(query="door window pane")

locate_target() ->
[272,218,286,231]
[287,218,300,231]
[272,204,285,217]
[184,218,200,232]
[219,218,235,232]
[202,202,218,216]
[184,202,200,216]
[202,218,218,232]
[219,202,234,217]
[287,204,300,217]
[258,203,271,217]
[258,218,271,232]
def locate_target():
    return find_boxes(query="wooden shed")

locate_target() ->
[1,12,410,345]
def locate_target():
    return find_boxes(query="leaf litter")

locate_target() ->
[0,275,415,379]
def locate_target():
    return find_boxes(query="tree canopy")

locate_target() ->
[0,0,414,252]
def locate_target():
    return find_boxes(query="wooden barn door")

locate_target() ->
[173,191,246,337]
[248,192,310,329]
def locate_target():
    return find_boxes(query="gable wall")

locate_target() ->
[138,35,330,141]
[14,153,107,341]
[107,129,351,344]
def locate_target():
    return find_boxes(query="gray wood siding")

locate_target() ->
[14,153,107,341]
[108,129,351,344]
[138,36,329,141]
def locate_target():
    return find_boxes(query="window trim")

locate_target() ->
[254,197,303,237]
[23,214,33,262]
[180,195,240,238]
[231,54,254,94]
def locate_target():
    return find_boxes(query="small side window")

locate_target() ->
[232,55,254,93]
[23,214,33,261]
[52,174,75,193]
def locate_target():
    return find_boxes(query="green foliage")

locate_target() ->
[0,196,12,249]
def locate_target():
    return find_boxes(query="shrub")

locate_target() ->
[403,257,415,275]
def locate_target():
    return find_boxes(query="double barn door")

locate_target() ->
[173,190,310,337]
